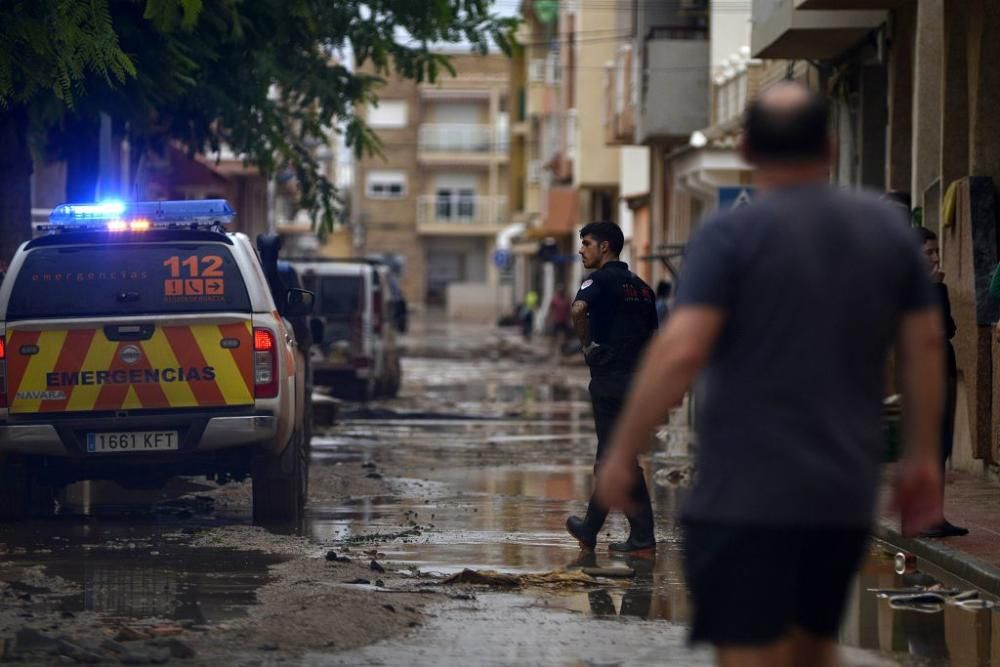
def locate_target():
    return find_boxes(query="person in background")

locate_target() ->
[595,82,943,667]
[883,190,913,223]
[521,289,539,341]
[655,281,672,324]
[567,221,659,553]
[916,227,968,538]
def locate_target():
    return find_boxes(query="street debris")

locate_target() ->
[313,393,341,426]
[581,566,635,578]
[869,585,997,613]
[438,569,606,588]
[325,550,352,563]
[654,465,692,487]
[115,626,152,642]
[1,628,197,664]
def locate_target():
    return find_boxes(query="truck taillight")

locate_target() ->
[373,288,384,335]
[0,336,6,408]
[253,327,278,399]
[351,314,363,350]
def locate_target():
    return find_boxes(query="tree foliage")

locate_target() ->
[0,0,518,232]
[0,0,135,109]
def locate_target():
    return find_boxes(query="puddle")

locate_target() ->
[0,520,285,627]
[50,547,283,624]
[845,551,1000,665]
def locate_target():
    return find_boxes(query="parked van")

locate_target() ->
[293,260,401,401]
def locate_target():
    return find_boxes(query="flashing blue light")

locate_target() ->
[44,199,235,232]
[59,201,126,219]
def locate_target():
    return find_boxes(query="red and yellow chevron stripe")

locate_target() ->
[6,322,254,414]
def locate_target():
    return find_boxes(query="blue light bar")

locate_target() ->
[56,201,127,219]
[42,199,235,233]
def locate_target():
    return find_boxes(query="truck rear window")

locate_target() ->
[317,276,363,317]
[6,243,251,320]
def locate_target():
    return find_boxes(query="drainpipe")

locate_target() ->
[496,222,525,317]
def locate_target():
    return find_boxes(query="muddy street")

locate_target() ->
[0,319,996,665]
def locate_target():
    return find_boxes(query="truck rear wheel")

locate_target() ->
[251,430,307,524]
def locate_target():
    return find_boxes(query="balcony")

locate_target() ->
[713,61,765,127]
[417,124,509,164]
[751,0,886,59]
[604,44,636,145]
[416,195,509,234]
[540,112,573,182]
[636,27,710,144]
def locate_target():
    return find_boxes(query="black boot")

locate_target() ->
[610,469,656,552]
[566,496,608,550]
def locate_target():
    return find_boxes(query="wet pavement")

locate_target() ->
[304,321,1000,666]
[1,318,1000,665]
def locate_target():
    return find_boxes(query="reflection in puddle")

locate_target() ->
[0,521,284,626]
[49,548,284,624]
[844,553,1000,665]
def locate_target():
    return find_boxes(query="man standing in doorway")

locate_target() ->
[567,222,659,552]
[596,82,944,666]
[916,227,967,537]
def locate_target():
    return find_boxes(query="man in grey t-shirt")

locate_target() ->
[596,82,945,667]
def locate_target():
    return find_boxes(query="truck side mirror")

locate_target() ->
[285,288,314,317]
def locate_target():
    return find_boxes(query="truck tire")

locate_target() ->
[252,430,307,524]
[0,462,53,521]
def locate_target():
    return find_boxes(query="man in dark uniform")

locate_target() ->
[566,221,659,552]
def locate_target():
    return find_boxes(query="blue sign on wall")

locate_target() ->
[718,186,756,210]
[493,249,512,269]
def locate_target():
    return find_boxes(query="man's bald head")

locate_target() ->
[742,81,830,165]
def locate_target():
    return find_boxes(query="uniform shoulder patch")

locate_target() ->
[580,279,593,290]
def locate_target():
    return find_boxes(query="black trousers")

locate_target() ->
[589,374,653,526]
[942,371,956,467]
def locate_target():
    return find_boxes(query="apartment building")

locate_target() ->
[602,0,712,286]
[507,1,555,304]
[507,0,624,310]
[354,54,510,315]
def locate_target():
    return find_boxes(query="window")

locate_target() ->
[367,100,408,128]
[435,188,476,220]
[318,276,363,317]
[7,243,251,319]
[366,170,407,199]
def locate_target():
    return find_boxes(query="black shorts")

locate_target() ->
[682,521,870,647]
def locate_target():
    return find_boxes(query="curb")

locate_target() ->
[874,519,1000,597]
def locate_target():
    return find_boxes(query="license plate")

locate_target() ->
[86,431,179,453]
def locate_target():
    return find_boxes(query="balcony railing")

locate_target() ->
[416,195,508,228]
[418,124,509,154]
[713,59,764,127]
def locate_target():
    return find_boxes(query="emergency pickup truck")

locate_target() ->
[0,200,313,522]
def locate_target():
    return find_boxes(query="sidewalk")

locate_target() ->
[877,469,1000,596]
